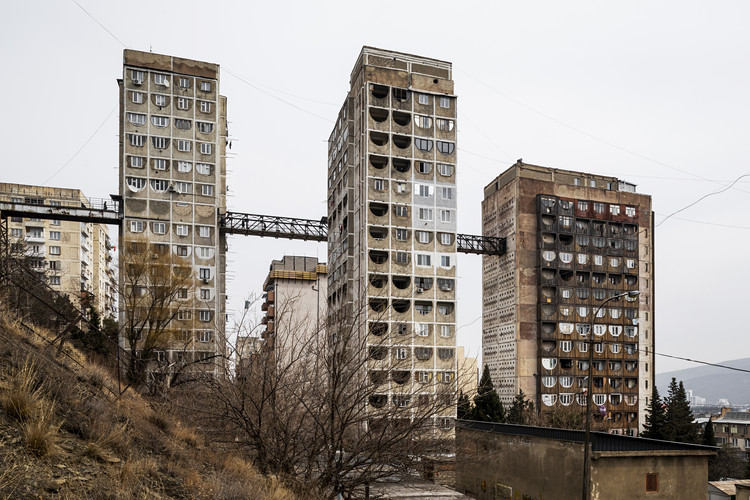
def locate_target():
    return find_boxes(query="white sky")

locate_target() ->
[2,1,749,374]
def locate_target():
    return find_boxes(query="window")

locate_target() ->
[440,325,451,338]
[196,163,212,175]
[200,81,211,92]
[199,310,212,322]
[127,112,146,125]
[593,202,605,214]
[419,208,433,221]
[154,159,167,170]
[416,231,431,243]
[396,182,408,194]
[441,187,453,200]
[436,118,454,131]
[177,97,189,110]
[395,205,408,217]
[395,229,407,241]
[150,179,168,192]
[417,161,432,174]
[154,74,168,86]
[131,91,143,104]
[154,94,167,107]
[417,184,433,197]
[418,94,430,105]
[197,122,214,134]
[625,206,636,217]
[198,226,211,238]
[175,182,192,194]
[436,141,455,155]
[49,246,60,255]
[152,222,166,234]
[610,205,620,215]
[175,225,189,236]
[441,255,451,268]
[374,179,385,191]
[197,247,213,259]
[416,323,429,336]
[200,143,212,155]
[440,210,451,223]
[198,330,212,342]
[175,119,192,130]
[416,254,431,266]
[645,473,658,493]
[50,276,61,285]
[128,134,145,147]
[49,231,60,241]
[395,348,408,360]
[131,70,144,84]
[560,340,572,352]
[415,138,433,152]
[439,233,452,245]
[437,348,454,360]
[199,101,211,113]
[152,136,169,149]
[395,252,408,264]
[438,163,454,176]
[130,156,144,168]
[199,268,211,280]
[201,184,214,196]
[177,161,192,173]
[129,220,144,233]
[178,77,190,89]
[439,96,450,108]
[126,177,146,191]
[197,352,213,364]
[415,115,432,129]
[151,115,169,128]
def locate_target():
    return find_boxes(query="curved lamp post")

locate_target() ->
[582,289,639,500]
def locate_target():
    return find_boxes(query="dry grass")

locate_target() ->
[84,420,129,462]
[0,358,43,422]
[171,421,203,448]
[23,403,62,457]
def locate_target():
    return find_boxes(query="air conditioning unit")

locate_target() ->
[416,287,424,293]
[168,184,176,193]
[202,278,210,284]
[133,78,143,85]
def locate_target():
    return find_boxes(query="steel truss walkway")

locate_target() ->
[0,203,505,256]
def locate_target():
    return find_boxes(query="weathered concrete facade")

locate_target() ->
[457,421,714,500]
[482,162,654,433]
[327,47,458,432]
[118,50,227,376]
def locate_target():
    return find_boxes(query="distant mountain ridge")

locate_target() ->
[656,358,750,405]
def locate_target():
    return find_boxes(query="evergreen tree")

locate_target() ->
[457,391,472,420]
[664,378,699,443]
[641,386,667,440]
[702,417,716,447]
[507,389,534,425]
[469,365,505,422]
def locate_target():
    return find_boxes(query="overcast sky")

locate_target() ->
[2,1,749,375]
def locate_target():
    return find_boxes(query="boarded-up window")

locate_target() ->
[645,473,658,493]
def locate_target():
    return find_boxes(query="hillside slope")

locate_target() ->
[0,314,297,499]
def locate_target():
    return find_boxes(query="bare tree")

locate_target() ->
[118,238,193,389]
[183,297,459,498]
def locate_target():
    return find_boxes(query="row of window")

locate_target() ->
[368,155,456,177]
[543,340,638,354]
[541,393,637,407]
[369,250,455,268]
[129,157,213,175]
[546,323,637,338]
[128,220,215,239]
[542,358,637,372]
[369,274,454,291]
[10,228,64,241]
[542,252,638,267]
[365,204,454,223]
[127,134,214,154]
[370,226,454,244]
[369,299,455,315]
[369,108,454,132]
[369,322,453,337]
[126,177,215,196]
[369,345,455,361]
[540,197,638,218]
[131,70,213,92]
[369,132,455,155]
[543,305,638,320]
[126,113,214,133]
[541,375,638,389]
[131,92,214,112]
[369,84,452,110]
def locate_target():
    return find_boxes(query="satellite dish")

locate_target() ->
[164,80,170,88]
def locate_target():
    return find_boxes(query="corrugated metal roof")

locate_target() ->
[715,411,750,423]
[458,420,717,453]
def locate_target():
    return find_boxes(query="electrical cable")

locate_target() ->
[656,173,750,227]
[71,0,127,47]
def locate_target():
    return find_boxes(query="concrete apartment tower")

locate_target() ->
[327,47,459,432]
[482,162,654,433]
[0,183,117,320]
[118,50,227,376]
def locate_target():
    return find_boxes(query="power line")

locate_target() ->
[71,0,127,48]
[224,68,334,124]
[43,106,117,186]
[654,351,750,375]
[655,173,750,227]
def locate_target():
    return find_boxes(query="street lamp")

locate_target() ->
[581,289,639,500]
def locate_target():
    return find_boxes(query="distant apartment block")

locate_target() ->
[327,47,459,432]
[118,49,228,375]
[260,256,327,359]
[481,161,654,433]
[714,409,750,450]
[0,183,116,320]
